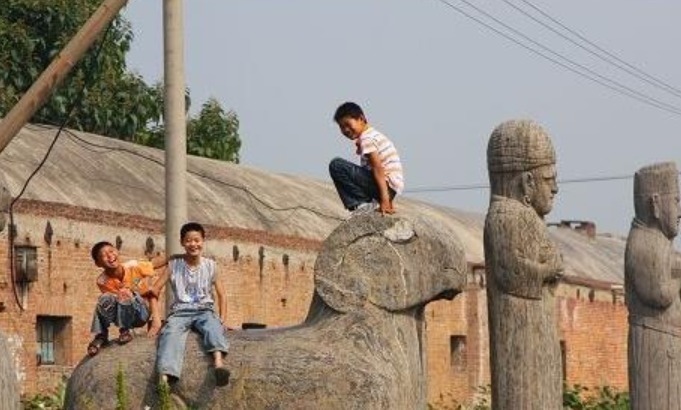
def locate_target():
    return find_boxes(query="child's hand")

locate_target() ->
[117,288,133,302]
[147,318,163,338]
[379,200,395,215]
[142,287,159,299]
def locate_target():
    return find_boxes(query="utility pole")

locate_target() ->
[0,0,129,154]
[164,0,187,309]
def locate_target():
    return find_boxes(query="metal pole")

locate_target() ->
[163,0,187,310]
[0,0,130,154]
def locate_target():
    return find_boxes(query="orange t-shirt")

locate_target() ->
[96,260,155,296]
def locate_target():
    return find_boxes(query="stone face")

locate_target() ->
[484,120,563,410]
[0,331,20,410]
[626,162,681,410]
[64,214,468,410]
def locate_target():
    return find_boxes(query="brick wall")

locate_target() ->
[0,199,630,404]
[425,278,629,407]
[0,201,318,397]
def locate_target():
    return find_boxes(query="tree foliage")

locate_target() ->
[0,0,241,162]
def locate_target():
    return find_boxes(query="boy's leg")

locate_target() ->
[328,157,376,210]
[156,312,192,379]
[193,310,229,358]
[193,310,230,386]
[116,293,150,342]
[90,294,118,338]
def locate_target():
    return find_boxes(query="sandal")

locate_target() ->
[214,366,230,387]
[87,334,108,357]
[118,329,133,345]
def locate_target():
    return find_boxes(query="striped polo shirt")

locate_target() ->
[169,257,216,312]
[359,127,404,194]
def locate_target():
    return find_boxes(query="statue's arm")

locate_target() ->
[631,260,679,309]
[514,249,563,284]
[673,251,681,279]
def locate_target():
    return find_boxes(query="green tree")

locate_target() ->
[188,98,241,163]
[0,0,241,162]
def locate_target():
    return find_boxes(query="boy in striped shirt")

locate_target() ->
[329,102,404,216]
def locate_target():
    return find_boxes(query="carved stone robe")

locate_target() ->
[484,195,562,410]
[626,219,681,410]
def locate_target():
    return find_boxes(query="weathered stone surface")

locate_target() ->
[0,331,20,410]
[65,214,467,409]
[626,162,681,410]
[484,120,563,409]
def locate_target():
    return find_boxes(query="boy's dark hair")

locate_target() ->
[333,102,365,123]
[181,222,205,240]
[91,241,114,262]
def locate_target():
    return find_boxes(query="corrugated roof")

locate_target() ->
[0,122,625,284]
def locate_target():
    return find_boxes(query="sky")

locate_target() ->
[123,0,681,240]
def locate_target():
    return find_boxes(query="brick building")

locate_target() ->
[0,124,628,405]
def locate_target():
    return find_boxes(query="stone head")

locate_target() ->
[634,161,680,239]
[313,215,467,313]
[487,119,558,217]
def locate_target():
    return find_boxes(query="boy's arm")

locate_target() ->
[213,267,229,326]
[150,253,182,270]
[147,266,170,298]
[367,152,394,214]
[146,296,162,337]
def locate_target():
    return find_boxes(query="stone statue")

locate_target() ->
[65,214,467,410]
[484,119,563,409]
[626,161,681,410]
[0,331,20,410]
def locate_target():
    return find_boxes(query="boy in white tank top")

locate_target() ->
[151,222,231,386]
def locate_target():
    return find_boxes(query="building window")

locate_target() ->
[450,335,467,371]
[36,316,71,366]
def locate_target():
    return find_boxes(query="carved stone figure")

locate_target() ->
[65,214,467,410]
[0,331,20,410]
[484,120,563,409]
[626,161,681,410]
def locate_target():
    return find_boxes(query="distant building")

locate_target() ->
[0,124,627,405]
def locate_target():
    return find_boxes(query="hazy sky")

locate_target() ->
[123,0,681,240]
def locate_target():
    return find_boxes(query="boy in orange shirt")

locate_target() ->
[86,241,166,357]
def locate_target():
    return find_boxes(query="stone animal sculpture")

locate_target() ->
[483,119,563,409]
[626,161,681,410]
[0,331,20,410]
[65,214,467,409]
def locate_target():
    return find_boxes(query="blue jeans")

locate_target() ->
[329,157,395,210]
[90,293,149,336]
[156,309,229,379]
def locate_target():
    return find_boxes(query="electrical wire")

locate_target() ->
[405,173,681,194]
[7,24,114,311]
[431,0,681,117]
[515,0,681,99]
[455,0,681,115]
[57,127,344,222]
[502,0,681,100]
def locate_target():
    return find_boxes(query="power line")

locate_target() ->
[515,0,681,99]
[54,127,344,222]
[502,0,681,100]
[7,25,114,311]
[430,0,681,117]
[406,173,642,194]
[454,0,681,115]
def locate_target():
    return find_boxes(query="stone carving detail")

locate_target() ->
[483,120,563,409]
[65,214,467,410]
[626,161,681,410]
[0,331,20,410]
